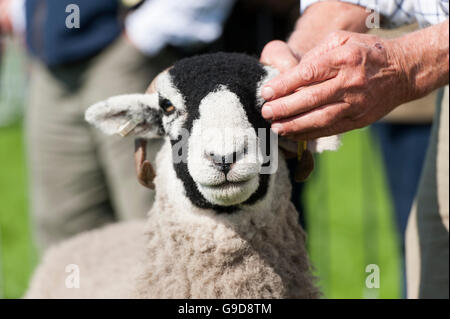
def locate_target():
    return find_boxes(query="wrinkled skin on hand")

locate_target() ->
[260,31,410,141]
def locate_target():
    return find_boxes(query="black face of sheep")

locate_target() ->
[86,53,280,212]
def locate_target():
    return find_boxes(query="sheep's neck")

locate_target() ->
[139,159,311,298]
[136,143,315,298]
[147,142,297,251]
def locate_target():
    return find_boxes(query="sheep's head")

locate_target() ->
[86,53,339,212]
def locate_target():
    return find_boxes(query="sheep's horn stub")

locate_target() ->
[134,138,156,189]
[294,149,314,182]
[146,67,172,94]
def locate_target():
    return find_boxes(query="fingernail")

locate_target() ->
[271,123,283,134]
[262,86,274,100]
[262,105,273,119]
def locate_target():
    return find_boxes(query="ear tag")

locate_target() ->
[294,140,314,182]
[118,119,139,137]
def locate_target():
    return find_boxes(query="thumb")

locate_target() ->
[260,40,300,73]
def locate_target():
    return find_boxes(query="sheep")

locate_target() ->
[25,52,340,299]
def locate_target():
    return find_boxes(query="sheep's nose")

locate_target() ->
[217,158,232,174]
[207,152,238,174]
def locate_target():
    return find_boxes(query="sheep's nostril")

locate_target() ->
[212,156,232,174]
[218,158,232,174]
[205,152,236,174]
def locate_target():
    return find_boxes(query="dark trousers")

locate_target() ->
[372,123,432,241]
[372,122,432,296]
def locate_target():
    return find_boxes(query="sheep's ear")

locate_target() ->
[85,93,164,139]
[308,135,341,153]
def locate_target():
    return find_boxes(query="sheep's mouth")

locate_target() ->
[199,177,254,190]
[199,179,252,189]
[196,175,260,206]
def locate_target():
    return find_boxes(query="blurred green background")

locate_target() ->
[0,40,401,299]
[0,40,37,299]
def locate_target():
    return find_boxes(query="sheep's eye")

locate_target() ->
[160,97,176,115]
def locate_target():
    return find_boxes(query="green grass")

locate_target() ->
[304,129,402,298]
[0,121,37,298]
[0,122,401,299]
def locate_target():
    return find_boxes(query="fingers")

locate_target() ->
[260,40,300,73]
[262,53,340,101]
[302,30,351,61]
[262,77,342,120]
[261,31,351,101]
[270,102,351,138]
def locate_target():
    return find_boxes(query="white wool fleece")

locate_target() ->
[25,144,320,299]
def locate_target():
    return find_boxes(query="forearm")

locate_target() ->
[393,19,449,101]
[288,1,369,55]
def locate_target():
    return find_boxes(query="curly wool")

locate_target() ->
[25,142,319,299]
[26,52,322,299]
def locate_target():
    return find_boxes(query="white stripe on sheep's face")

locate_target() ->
[187,85,262,207]
[162,53,278,211]
[85,53,339,213]
[86,53,278,212]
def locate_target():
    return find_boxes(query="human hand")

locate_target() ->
[0,0,13,35]
[260,40,302,160]
[260,40,301,73]
[261,31,411,140]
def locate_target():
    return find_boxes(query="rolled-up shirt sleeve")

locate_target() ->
[300,0,417,28]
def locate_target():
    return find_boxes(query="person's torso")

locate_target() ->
[26,0,122,66]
